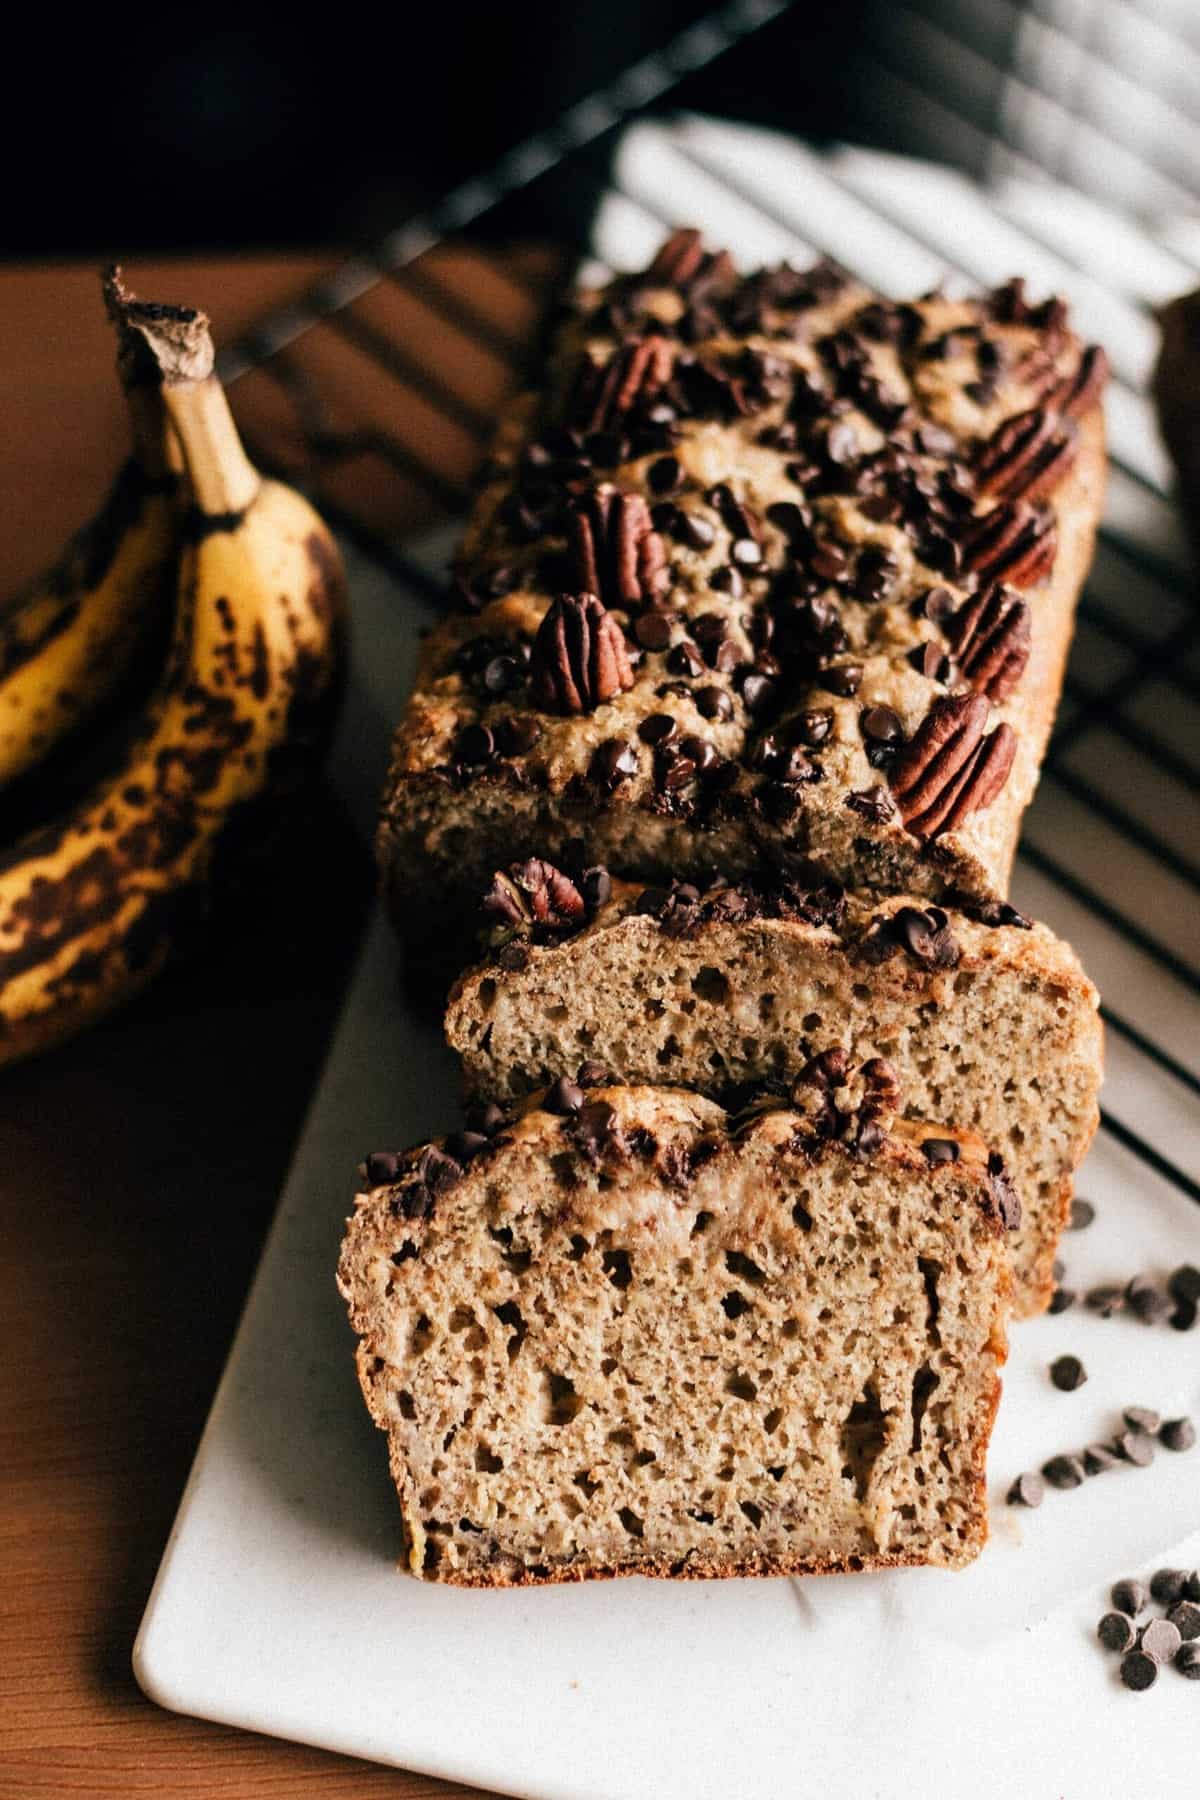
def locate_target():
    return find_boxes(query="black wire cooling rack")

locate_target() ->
[215,0,1200,1226]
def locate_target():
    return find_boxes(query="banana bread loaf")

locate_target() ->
[445,864,1102,1317]
[338,1074,1013,1586]
[379,232,1107,933]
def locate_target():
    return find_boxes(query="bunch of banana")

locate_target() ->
[0,272,345,1065]
[0,290,178,789]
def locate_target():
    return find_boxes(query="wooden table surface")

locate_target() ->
[0,249,566,1799]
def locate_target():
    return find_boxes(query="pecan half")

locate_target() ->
[567,486,668,609]
[1046,344,1109,419]
[974,407,1078,503]
[530,594,635,714]
[948,584,1031,702]
[644,227,735,297]
[568,335,675,435]
[960,500,1057,587]
[481,858,586,933]
[889,694,1016,837]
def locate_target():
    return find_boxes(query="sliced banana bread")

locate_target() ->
[338,1075,1013,1586]
[445,865,1102,1317]
[379,232,1107,931]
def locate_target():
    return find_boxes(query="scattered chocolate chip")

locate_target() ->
[466,1100,507,1138]
[921,1138,960,1166]
[493,715,542,757]
[675,510,716,550]
[1186,1572,1200,1602]
[667,640,705,679]
[1120,1649,1158,1691]
[1176,1642,1200,1678]
[1050,1355,1087,1392]
[443,1130,491,1165]
[860,704,903,745]
[738,670,777,714]
[1097,1612,1137,1653]
[1085,1284,1124,1318]
[913,584,957,624]
[1042,1453,1086,1490]
[1006,1471,1044,1508]
[543,1076,584,1115]
[1160,1416,1196,1453]
[576,1060,612,1088]
[1121,1407,1160,1436]
[1141,1618,1183,1664]
[1112,1578,1150,1616]
[1170,1602,1200,1642]
[1151,1569,1189,1606]
[1083,1443,1119,1475]
[795,709,834,746]
[1125,1276,1170,1324]
[579,865,612,911]
[588,737,639,792]
[1169,1264,1200,1305]
[1048,1288,1075,1314]
[846,786,896,824]
[1068,1198,1095,1230]
[1169,1298,1197,1332]
[1115,1431,1155,1468]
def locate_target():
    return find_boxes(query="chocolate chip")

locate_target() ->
[1187,1572,1200,1602]
[1125,1276,1170,1323]
[1085,1284,1125,1318]
[1112,1578,1150,1616]
[588,738,639,792]
[675,510,716,550]
[738,671,777,714]
[576,1059,612,1088]
[1068,1198,1095,1230]
[810,542,847,582]
[1050,1355,1087,1392]
[1169,1264,1200,1305]
[1115,1431,1155,1468]
[1048,1288,1075,1314]
[364,1151,403,1187]
[667,640,705,679]
[1169,1298,1197,1331]
[466,1100,507,1138]
[1097,1612,1137,1653]
[1042,1453,1086,1489]
[443,1130,490,1164]
[1122,1407,1160,1436]
[679,734,717,772]
[1170,1601,1200,1642]
[544,1076,584,1115]
[575,867,609,913]
[1160,1416,1196,1452]
[1006,1471,1044,1508]
[1151,1568,1189,1606]
[1141,1618,1182,1664]
[846,786,895,824]
[1120,1650,1158,1691]
[635,612,674,651]
[795,708,834,746]
[921,1138,960,1166]
[454,722,494,765]
[648,454,683,495]
[860,704,903,744]
[1083,1443,1119,1475]
[638,712,678,746]
[1177,1643,1200,1678]
[695,685,733,721]
[819,662,863,697]
[913,585,956,623]
[493,715,542,757]
[710,564,744,597]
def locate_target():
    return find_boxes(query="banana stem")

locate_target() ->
[102,265,259,517]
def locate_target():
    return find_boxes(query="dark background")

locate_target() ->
[6,3,874,255]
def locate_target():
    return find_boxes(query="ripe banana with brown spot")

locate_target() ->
[0,286,180,788]
[0,276,346,1065]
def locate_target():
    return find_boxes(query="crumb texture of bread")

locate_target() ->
[338,1087,1010,1586]
[445,889,1102,1317]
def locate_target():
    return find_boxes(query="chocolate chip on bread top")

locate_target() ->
[380,231,1108,920]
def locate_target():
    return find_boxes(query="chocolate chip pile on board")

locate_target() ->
[1006,1409,1195,1506]
[1098,1570,1200,1689]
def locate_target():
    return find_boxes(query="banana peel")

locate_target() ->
[0,274,346,1065]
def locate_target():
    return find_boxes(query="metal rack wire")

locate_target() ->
[215,7,1199,1225]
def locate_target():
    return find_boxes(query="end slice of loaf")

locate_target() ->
[445,874,1102,1318]
[338,1081,1012,1586]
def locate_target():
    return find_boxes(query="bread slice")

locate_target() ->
[445,871,1102,1318]
[338,1078,1012,1586]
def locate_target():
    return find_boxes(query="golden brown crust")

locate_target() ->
[378,254,1107,924]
